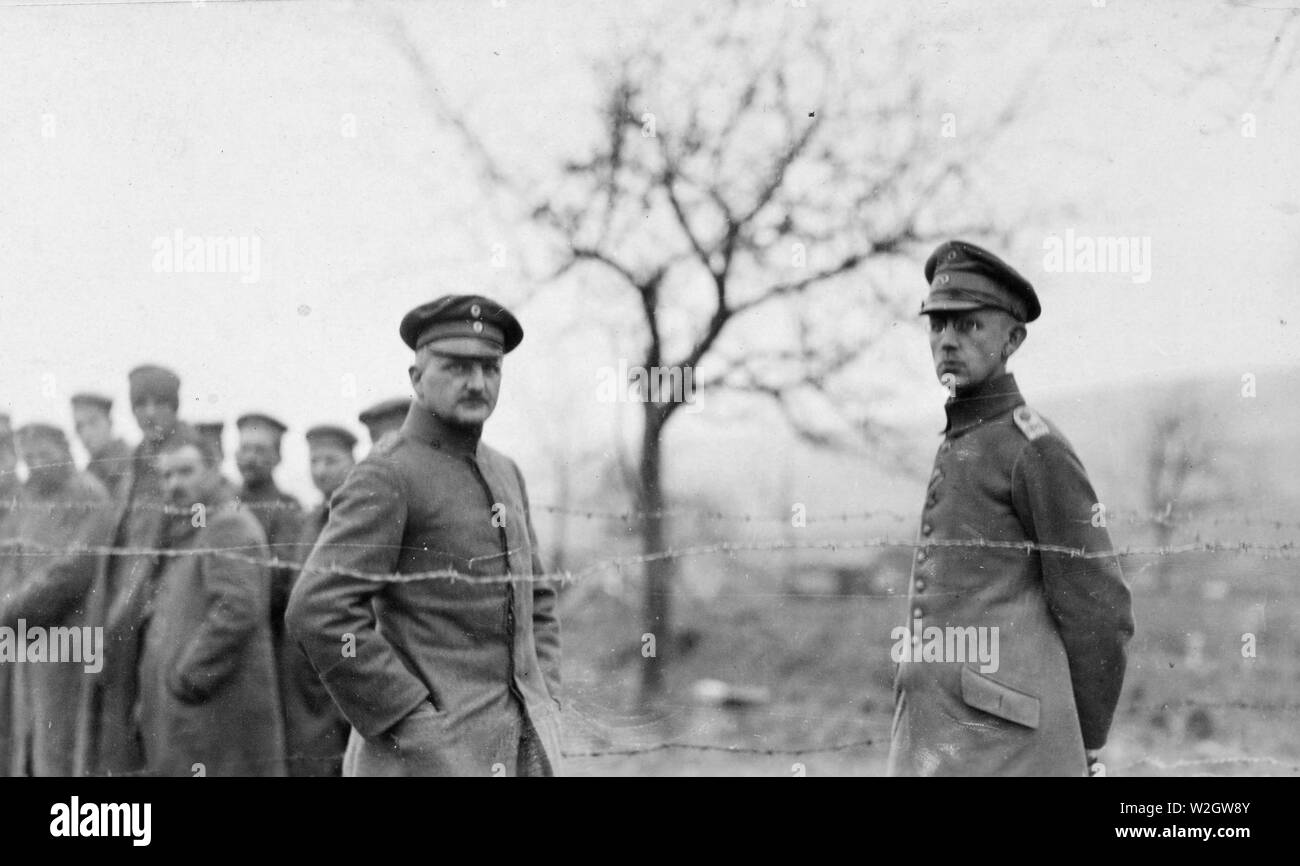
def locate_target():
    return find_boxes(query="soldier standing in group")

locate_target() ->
[357,397,411,449]
[0,424,112,775]
[86,363,191,775]
[0,417,19,775]
[280,424,357,776]
[0,415,16,524]
[194,420,237,498]
[287,295,562,777]
[887,240,1135,777]
[137,429,285,776]
[70,393,133,500]
[234,413,303,701]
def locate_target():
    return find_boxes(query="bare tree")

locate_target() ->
[527,7,1050,702]
[1144,394,1232,590]
[386,3,1050,704]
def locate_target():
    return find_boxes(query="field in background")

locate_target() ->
[554,550,1300,776]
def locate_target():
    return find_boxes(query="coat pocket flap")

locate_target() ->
[959,666,1040,729]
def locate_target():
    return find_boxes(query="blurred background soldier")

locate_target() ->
[194,420,236,497]
[0,416,19,775]
[234,412,303,680]
[357,397,411,450]
[888,241,1134,777]
[86,363,190,775]
[138,430,285,776]
[0,424,111,775]
[0,415,16,525]
[280,423,357,776]
[288,295,563,777]
[70,392,132,500]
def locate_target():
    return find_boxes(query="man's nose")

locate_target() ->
[466,365,487,390]
[937,323,960,348]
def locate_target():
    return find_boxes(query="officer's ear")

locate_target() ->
[1005,321,1027,359]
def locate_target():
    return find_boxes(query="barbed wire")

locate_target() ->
[53,743,1300,775]
[5,495,1300,532]
[1,534,1298,588]
[1113,755,1300,774]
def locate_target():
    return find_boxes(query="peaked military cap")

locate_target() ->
[128,364,181,405]
[236,413,288,438]
[16,422,70,450]
[920,240,1040,323]
[71,392,114,413]
[306,424,358,451]
[358,397,411,427]
[399,294,523,355]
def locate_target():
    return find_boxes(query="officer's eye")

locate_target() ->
[956,318,979,334]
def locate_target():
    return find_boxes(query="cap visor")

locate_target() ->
[919,299,986,315]
[420,336,504,358]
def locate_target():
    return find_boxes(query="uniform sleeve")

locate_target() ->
[170,514,267,703]
[284,459,430,738]
[0,481,113,627]
[1011,435,1135,750]
[514,462,561,708]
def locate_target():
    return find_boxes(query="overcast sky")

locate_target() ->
[1,0,1297,504]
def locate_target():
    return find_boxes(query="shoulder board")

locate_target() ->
[1012,405,1051,441]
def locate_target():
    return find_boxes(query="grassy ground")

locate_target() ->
[554,552,1300,776]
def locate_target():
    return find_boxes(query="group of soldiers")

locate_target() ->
[1,242,1134,777]
[0,366,412,776]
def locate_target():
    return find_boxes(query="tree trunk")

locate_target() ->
[638,404,674,705]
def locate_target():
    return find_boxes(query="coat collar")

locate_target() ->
[944,372,1025,437]
[400,401,482,458]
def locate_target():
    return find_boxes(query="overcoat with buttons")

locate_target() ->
[285,403,562,777]
[887,373,1134,776]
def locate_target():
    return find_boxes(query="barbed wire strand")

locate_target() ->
[7,493,1300,531]
[1,535,1298,588]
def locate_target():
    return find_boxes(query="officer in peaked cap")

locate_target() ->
[887,240,1134,778]
[287,293,563,777]
[357,397,412,447]
[398,293,524,355]
[920,239,1040,324]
